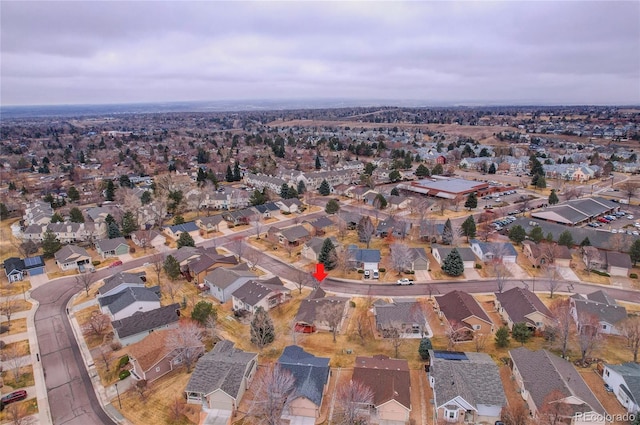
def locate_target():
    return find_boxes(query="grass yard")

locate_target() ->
[75,306,111,350]
[1,318,27,335]
[2,339,31,358]
[0,398,38,422]
[0,218,22,260]
[571,253,611,285]
[1,365,35,389]
[0,280,32,298]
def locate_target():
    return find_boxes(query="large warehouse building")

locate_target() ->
[397,177,495,199]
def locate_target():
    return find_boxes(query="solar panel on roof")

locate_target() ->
[433,351,468,361]
[24,257,40,267]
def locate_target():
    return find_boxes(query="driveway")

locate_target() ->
[557,266,581,282]
[505,262,529,279]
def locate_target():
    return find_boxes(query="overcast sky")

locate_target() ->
[2,1,639,106]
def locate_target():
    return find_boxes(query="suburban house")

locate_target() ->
[203,263,257,303]
[387,195,411,210]
[111,303,181,346]
[495,287,554,331]
[470,239,517,263]
[128,329,204,383]
[408,247,429,271]
[435,290,494,339]
[523,241,572,268]
[347,245,381,272]
[373,299,429,337]
[602,362,640,414]
[301,237,340,262]
[429,350,506,424]
[252,202,280,219]
[582,247,632,277]
[98,271,146,297]
[222,209,255,226]
[54,245,92,271]
[98,286,161,321]
[95,237,130,259]
[277,345,330,420]
[163,221,200,240]
[305,216,336,236]
[131,229,165,249]
[195,215,225,234]
[294,287,349,333]
[352,355,411,423]
[570,290,627,335]
[3,256,46,282]
[185,340,258,420]
[185,250,239,284]
[231,277,291,314]
[375,217,411,239]
[276,198,302,213]
[510,347,607,424]
[267,225,311,247]
[432,245,477,269]
[337,211,362,229]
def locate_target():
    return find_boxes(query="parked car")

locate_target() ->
[109,260,123,268]
[628,215,635,220]
[372,269,379,279]
[0,390,27,410]
[598,217,609,223]
[397,278,414,285]
[604,383,614,392]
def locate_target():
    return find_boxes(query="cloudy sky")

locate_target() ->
[2,1,639,106]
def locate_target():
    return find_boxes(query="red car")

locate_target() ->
[109,260,123,268]
[1,390,27,410]
[598,217,609,223]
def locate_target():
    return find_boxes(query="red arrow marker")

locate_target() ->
[312,263,328,282]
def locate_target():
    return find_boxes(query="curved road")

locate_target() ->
[30,208,640,424]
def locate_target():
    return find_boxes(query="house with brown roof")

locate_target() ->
[510,347,607,424]
[130,229,165,249]
[128,329,204,383]
[429,350,506,424]
[231,277,291,314]
[54,245,92,271]
[435,290,494,340]
[294,288,349,333]
[523,241,572,268]
[373,299,430,338]
[195,215,225,234]
[267,224,311,247]
[95,237,130,259]
[495,287,554,331]
[352,355,411,423]
[582,247,632,277]
[111,303,181,346]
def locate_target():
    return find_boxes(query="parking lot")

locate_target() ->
[582,206,640,237]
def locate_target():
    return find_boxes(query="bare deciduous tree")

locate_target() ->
[389,242,413,276]
[252,213,263,239]
[474,333,488,352]
[249,364,297,425]
[76,272,94,296]
[163,279,179,303]
[166,321,204,373]
[0,297,18,329]
[620,315,640,363]
[151,253,164,284]
[539,389,572,425]
[5,402,34,425]
[167,397,186,423]
[134,379,149,402]
[576,312,601,364]
[229,235,246,261]
[549,298,574,358]
[493,261,509,294]
[245,248,263,271]
[621,181,638,204]
[352,310,371,344]
[445,320,468,350]
[357,216,375,249]
[336,215,349,241]
[544,265,560,299]
[4,344,27,383]
[382,322,405,358]
[500,402,530,425]
[318,302,348,342]
[333,379,374,425]
[84,311,111,336]
[204,314,218,341]
[563,186,583,201]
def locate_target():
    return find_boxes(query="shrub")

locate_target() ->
[0,341,5,350]
[118,355,130,369]
[378,268,386,273]
[282,211,291,215]
[119,370,131,380]
[129,247,135,253]
[475,263,482,269]
[110,341,123,351]
[92,260,101,266]
[357,269,364,274]
[591,270,610,277]
[631,273,638,279]
[349,301,356,308]
[0,325,8,334]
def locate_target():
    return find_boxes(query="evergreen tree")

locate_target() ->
[630,239,640,266]
[191,301,216,325]
[535,175,547,189]
[494,326,510,348]
[512,323,532,346]
[464,192,478,210]
[121,211,138,237]
[173,215,185,225]
[177,231,196,248]
[415,164,430,177]
[196,167,207,184]
[509,225,527,245]
[315,155,321,170]
[104,179,115,201]
[119,174,133,188]
[41,229,61,258]
[318,179,331,196]
[418,337,433,360]
[431,163,444,175]
[105,213,116,225]
[51,212,64,223]
[67,186,80,202]
[225,165,234,182]
[163,255,181,281]
[0,203,9,221]
[529,155,544,176]
[488,163,497,174]
[140,191,152,205]
[460,215,476,242]
[529,226,544,243]
[280,183,289,199]
[250,189,267,206]
[108,221,122,239]
[69,207,85,223]
[442,218,454,245]
[546,232,554,243]
[548,189,559,205]
[374,193,387,210]
[441,248,464,277]
[325,199,340,214]
[580,237,591,247]
[250,306,275,349]
[296,180,306,195]
[558,230,574,248]
[7,182,16,191]
[390,187,399,196]
[389,170,402,182]
[287,186,298,199]
[233,162,241,181]
[318,238,337,270]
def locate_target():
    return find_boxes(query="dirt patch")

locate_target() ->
[579,368,628,424]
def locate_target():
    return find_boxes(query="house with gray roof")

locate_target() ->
[294,287,349,333]
[111,303,181,346]
[301,237,340,262]
[95,237,130,259]
[268,224,311,247]
[231,277,290,314]
[305,216,335,236]
[432,245,477,269]
[470,239,517,263]
[203,263,256,303]
[98,286,161,321]
[54,245,92,271]
[602,362,640,414]
[277,345,330,420]
[495,287,554,331]
[185,340,258,419]
[510,347,607,424]
[374,299,429,338]
[195,215,224,233]
[347,245,381,272]
[429,350,506,424]
[408,247,429,271]
[163,221,200,240]
[99,272,146,297]
[570,290,627,335]
[375,217,411,238]
[435,290,494,339]
[3,256,45,282]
